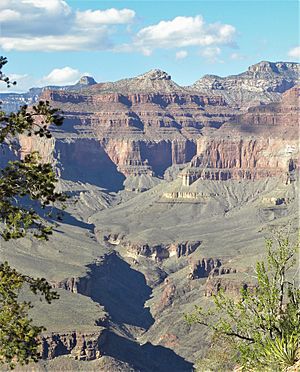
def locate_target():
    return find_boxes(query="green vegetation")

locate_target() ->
[186,233,300,371]
[0,56,65,368]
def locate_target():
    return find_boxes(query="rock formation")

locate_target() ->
[105,239,201,260]
[188,257,222,279]
[188,85,299,181]
[189,61,300,107]
[204,277,255,297]
[15,63,298,190]
[40,330,106,361]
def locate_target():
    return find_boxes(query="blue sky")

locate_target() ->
[0,0,299,91]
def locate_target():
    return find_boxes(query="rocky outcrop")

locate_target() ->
[157,333,179,349]
[124,240,201,261]
[51,275,92,296]
[209,266,237,276]
[188,258,222,279]
[40,330,106,360]
[102,234,201,260]
[204,277,255,296]
[155,278,177,313]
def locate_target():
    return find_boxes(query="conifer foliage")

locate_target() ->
[0,56,65,368]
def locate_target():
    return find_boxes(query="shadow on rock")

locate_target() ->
[55,139,126,192]
[103,331,194,372]
[46,205,95,232]
[87,252,154,330]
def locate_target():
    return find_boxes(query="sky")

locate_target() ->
[0,0,299,92]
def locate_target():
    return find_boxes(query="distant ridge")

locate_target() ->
[188,61,300,106]
[0,61,299,112]
[0,75,97,112]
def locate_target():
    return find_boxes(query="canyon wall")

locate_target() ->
[16,66,299,189]
[189,85,299,181]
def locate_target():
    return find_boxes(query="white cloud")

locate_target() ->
[76,8,135,25]
[134,15,236,53]
[0,9,21,22]
[201,47,222,63]
[175,50,188,60]
[0,4,237,55]
[41,67,88,85]
[21,0,71,14]
[0,73,33,92]
[1,67,88,92]
[288,46,300,59]
[0,1,16,10]
[0,33,111,52]
[0,1,134,51]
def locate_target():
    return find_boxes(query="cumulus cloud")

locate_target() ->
[41,67,85,85]
[41,67,89,85]
[0,1,135,51]
[0,2,237,55]
[175,50,188,60]
[288,46,300,59]
[201,47,222,63]
[75,8,135,25]
[133,15,236,53]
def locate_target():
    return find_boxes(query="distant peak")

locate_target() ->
[76,76,97,85]
[248,61,299,74]
[137,69,171,81]
[248,61,277,73]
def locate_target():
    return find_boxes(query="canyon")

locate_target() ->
[1,61,299,371]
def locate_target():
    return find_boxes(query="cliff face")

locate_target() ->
[40,330,106,361]
[17,64,299,190]
[28,75,235,183]
[189,85,299,181]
